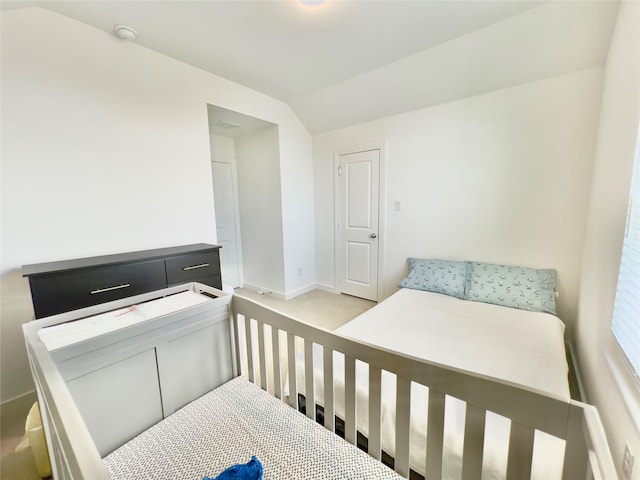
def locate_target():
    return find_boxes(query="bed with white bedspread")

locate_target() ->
[23,282,617,480]
[338,287,569,398]
[293,288,570,479]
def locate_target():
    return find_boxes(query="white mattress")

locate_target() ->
[103,377,404,480]
[338,288,569,399]
[296,288,570,479]
[37,291,212,351]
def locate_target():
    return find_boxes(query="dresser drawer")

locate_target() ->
[28,260,166,318]
[165,252,221,286]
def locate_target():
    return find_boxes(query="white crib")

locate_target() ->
[22,283,617,480]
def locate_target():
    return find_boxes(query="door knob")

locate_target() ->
[370,233,377,239]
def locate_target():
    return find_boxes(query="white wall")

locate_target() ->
[235,126,286,295]
[313,67,603,331]
[210,133,236,164]
[279,119,316,297]
[576,2,640,478]
[0,7,313,403]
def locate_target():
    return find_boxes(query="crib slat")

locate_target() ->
[257,321,267,391]
[562,403,589,480]
[426,389,446,480]
[271,326,282,399]
[462,404,486,480]
[368,365,382,460]
[506,422,535,480]
[231,308,242,377]
[304,339,315,420]
[323,346,335,432]
[395,376,411,477]
[344,355,357,444]
[244,317,254,382]
[287,332,297,409]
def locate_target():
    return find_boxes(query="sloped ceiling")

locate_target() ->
[1,0,619,133]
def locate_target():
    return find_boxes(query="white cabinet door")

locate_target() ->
[66,349,163,457]
[156,321,234,416]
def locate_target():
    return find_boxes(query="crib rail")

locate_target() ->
[22,283,230,480]
[25,337,110,479]
[232,295,618,480]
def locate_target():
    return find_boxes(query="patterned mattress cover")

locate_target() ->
[103,376,403,480]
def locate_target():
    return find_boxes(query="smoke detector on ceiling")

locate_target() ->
[114,25,137,41]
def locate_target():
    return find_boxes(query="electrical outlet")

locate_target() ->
[623,443,634,479]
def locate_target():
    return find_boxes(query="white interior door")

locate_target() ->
[339,149,380,301]
[212,161,242,288]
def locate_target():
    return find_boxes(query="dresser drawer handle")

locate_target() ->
[90,284,131,295]
[183,263,209,271]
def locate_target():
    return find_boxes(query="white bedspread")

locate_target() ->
[338,288,569,399]
[296,288,570,479]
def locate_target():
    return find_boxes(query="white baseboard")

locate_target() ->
[241,283,286,301]
[283,284,316,300]
[239,283,341,300]
[315,283,340,295]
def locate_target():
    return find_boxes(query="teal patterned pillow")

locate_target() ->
[466,262,557,314]
[399,258,468,299]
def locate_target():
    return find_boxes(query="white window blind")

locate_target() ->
[611,136,640,376]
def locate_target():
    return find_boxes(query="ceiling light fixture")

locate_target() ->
[114,24,137,41]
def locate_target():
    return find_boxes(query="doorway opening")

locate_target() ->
[207,105,280,290]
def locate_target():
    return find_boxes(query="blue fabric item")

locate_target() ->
[398,258,468,299]
[204,456,263,480]
[466,262,557,314]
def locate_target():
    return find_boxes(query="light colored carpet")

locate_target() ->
[234,288,376,330]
